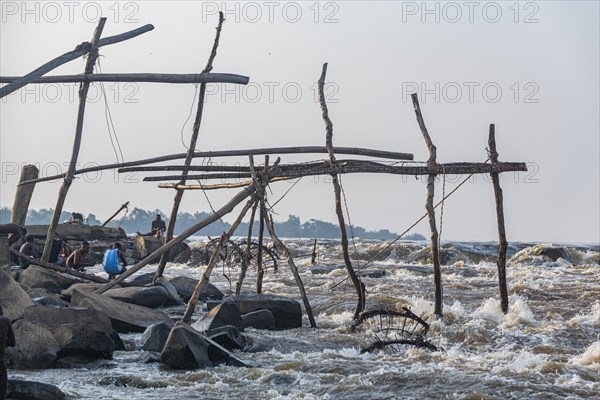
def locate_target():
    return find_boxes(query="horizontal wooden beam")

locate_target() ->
[20,147,414,185]
[0,24,154,98]
[0,72,249,85]
[142,161,528,181]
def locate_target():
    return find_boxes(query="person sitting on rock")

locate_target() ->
[102,242,128,280]
[0,305,16,400]
[137,214,166,238]
[18,235,39,269]
[55,239,72,267]
[66,241,91,272]
[68,212,84,225]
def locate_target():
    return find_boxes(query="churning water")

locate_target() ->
[9,239,600,399]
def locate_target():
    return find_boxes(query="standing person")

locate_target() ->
[18,235,39,269]
[0,305,16,400]
[102,242,128,280]
[65,241,91,272]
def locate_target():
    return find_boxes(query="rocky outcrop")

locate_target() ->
[26,224,127,241]
[168,275,224,302]
[27,288,70,307]
[191,302,244,332]
[6,320,60,368]
[70,288,173,332]
[241,309,275,330]
[18,265,78,293]
[0,268,34,320]
[160,322,248,369]
[104,286,169,309]
[510,244,577,265]
[141,322,173,352]
[155,276,185,306]
[7,379,65,400]
[134,235,190,262]
[207,294,302,330]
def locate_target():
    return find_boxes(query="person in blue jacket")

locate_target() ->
[102,242,128,280]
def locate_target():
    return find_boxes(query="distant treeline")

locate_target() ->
[0,207,425,241]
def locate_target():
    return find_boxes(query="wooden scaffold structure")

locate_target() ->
[1,14,525,333]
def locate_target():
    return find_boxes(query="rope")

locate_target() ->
[438,165,447,247]
[96,59,125,163]
[338,174,361,270]
[181,83,200,150]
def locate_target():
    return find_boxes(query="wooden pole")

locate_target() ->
[318,63,365,320]
[154,12,225,282]
[20,146,416,186]
[0,72,248,85]
[10,165,39,226]
[311,239,318,265]
[411,93,443,318]
[262,209,317,328]
[248,155,267,294]
[41,18,106,262]
[488,124,509,314]
[101,202,129,227]
[235,199,258,295]
[181,198,254,324]
[95,184,257,294]
[141,161,528,182]
[0,24,154,98]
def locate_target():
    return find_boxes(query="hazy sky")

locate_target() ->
[1,1,598,243]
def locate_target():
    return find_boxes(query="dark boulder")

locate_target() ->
[18,265,78,293]
[358,269,387,279]
[6,320,60,368]
[208,294,302,330]
[7,379,65,400]
[127,272,156,286]
[104,286,169,309]
[135,235,189,262]
[141,322,173,352]
[70,288,173,333]
[0,268,34,320]
[160,322,249,369]
[241,309,276,330]
[205,325,247,351]
[155,276,185,306]
[26,224,126,241]
[28,288,70,307]
[192,302,244,332]
[54,323,115,359]
[168,275,223,302]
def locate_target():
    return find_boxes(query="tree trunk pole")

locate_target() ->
[236,199,258,295]
[181,198,255,324]
[41,18,106,262]
[95,184,257,294]
[10,165,39,226]
[154,12,225,282]
[488,124,509,314]
[250,155,268,294]
[262,210,317,328]
[411,93,443,318]
[318,63,365,320]
[102,201,129,227]
[311,239,318,265]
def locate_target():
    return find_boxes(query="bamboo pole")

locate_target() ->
[0,24,154,98]
[20,146,415,186]
[41,18,106,262]
[488,124,509,314]
[0,72,248,85]
[101,202,129,227]
[318,63,365,320]
[95,184,257,294]
[154,12,225,282]
[411,93,443,318]
[181,198,255,324]
[10,165,39,226]
[141,161,527,181]
[236,199,258,295]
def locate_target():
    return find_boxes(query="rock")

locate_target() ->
[191,302,244,332]
[61,282,119,299]
[539,246,572,262]
[6,320,60,368]
[137,351,162,364]
[54,323,115,359]
[169,275,224,302]
[0,268,34,321]
[0,235,9,265]
[135,235,190,262]
[173,248,191,263]
[18,265,78,293]
[104,286,169,309]
[56,355,100,368]
[241,309,275,330]
[160,321,248,369]
[26,224,127,241]
[155,276,185,306]
[208,294,302,330]
[358,269,387,279]
[70,288,173,333]
[28,288,70,307]
[7,379,65,400]
[205,325,247,351]
[23,304,113,332]
[510,244,576,265]
[141,322,172,352]
[127,272,156,286]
